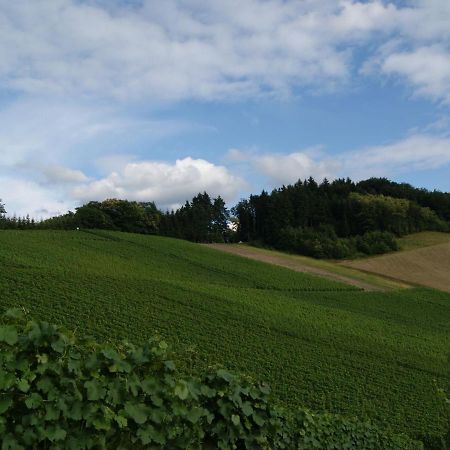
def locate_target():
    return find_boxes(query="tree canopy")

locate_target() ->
[232,178,449,258]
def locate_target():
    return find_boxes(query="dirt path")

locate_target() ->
[206,244,386,291]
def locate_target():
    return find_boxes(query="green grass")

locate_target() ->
[0,230,449,444]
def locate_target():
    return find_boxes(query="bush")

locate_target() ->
[0,309,422,449]
[276,227,400,259]
[355,231,399,256]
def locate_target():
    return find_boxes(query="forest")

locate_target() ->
[1,177,450,259]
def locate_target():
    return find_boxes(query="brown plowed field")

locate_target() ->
[341,242,450,293]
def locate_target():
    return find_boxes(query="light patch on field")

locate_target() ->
[342,240,450,293]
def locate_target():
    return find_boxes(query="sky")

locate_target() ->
[1,0,450,218]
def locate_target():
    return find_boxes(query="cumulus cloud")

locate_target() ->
[228,148,339,185]
[1,156,245,217]
[232,134,450,186]
[72,157,245,210]
[0,176,75,219]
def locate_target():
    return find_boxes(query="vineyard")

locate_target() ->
[0,230,449,446]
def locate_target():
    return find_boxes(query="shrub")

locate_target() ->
[0,309,422,449]
[276,227,401,259]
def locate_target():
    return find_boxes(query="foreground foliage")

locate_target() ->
[0,231,448,446]
[0,309,421,449]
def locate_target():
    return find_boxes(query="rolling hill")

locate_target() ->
[0,229,449,445]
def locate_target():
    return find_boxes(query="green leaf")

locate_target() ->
[101,348,120,360]
[25,393,43,409]
[0,325,18,345]
[36,354,48,364]
[93,416,111,431]
[1,435,25,450]
[0,396,12,414]
[45,403,61,421]
[44,426,67,442]
[66,400,83,420]
[0,370,15,390]
[137,424,166,445]
[242,402,254,417]
[4,308,25,321]
[164,360,175,371]
[17,378,30,393]
[253,412,265,426]
[36,377,53,393]
[108,359,132,373]
[84,379,106,401]
[186,407,203,424]
[216,369,233,382]
[174,381,190,400]
[115,414,128,428]
[51,338,66,354]
[124,402,149,424]
[231,414,241,426]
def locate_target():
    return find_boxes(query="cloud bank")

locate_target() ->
[73,157,245,210]
[230,134,450,187]
[1,0,449,103]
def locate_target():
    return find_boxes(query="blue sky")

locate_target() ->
[1,0,450,217]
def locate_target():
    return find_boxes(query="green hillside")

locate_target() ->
[0,230,449,445]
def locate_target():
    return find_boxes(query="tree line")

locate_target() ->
[1,177,450,259]
[0,194,231,242]
[233,177,449,258]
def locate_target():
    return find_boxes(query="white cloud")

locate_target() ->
[0,176,74,219]
[72,157,245,210]
[228,148,338,185]
[1,1,450,103]
[344,134,450,178]
[42,166,89,184]
[381,46,450,104]
[1,156,245,217]
[0,97,195,170]
[0,0,405,102]
[232,134,450,186]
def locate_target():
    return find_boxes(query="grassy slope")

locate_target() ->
[0,230,448,442]
[227,244,410,290]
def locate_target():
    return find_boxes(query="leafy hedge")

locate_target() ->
[276,226,399,259]
[0,309,422,449]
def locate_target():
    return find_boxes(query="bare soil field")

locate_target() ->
[342,241,450,293]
